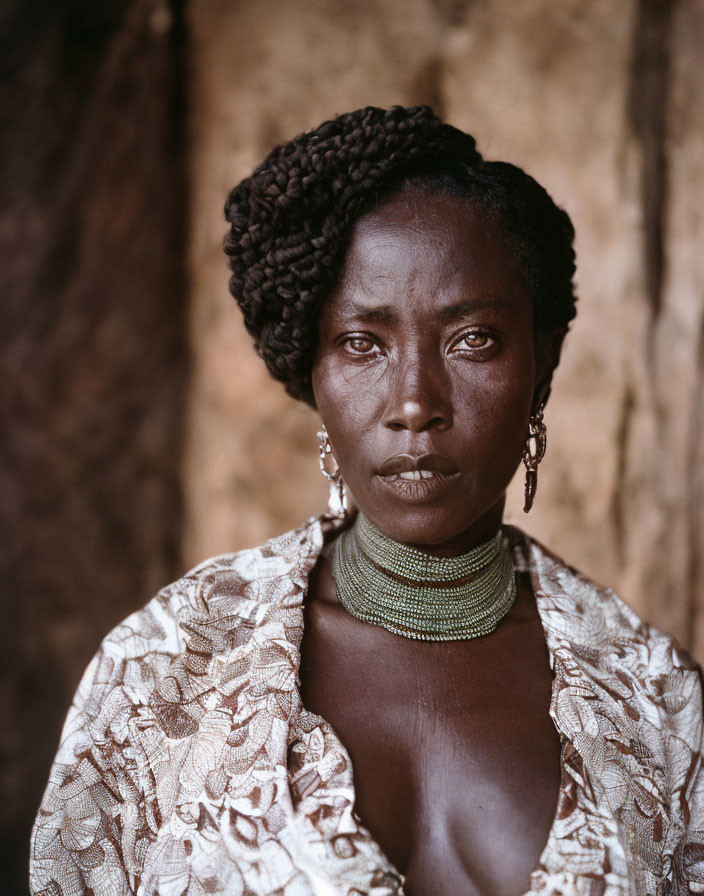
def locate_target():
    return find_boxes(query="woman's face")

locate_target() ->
[312,187,559,555]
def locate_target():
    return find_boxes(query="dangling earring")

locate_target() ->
[317,426,347,517]
[522,403,547,513]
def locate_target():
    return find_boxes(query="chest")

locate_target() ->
[299,576,562,896]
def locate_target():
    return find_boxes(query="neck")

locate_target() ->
[382,496,507,558]
[331,511,517,641]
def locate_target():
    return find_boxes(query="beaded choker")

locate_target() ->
[330,513,517,641]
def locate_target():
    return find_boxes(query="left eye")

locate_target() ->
[457,332,495,350]
[344,336,376,354]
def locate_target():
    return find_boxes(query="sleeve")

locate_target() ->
[29,645,143,896]
[28,591,186,896]
[665,662,704,894]
[670,753,704,893]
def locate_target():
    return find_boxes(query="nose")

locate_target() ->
[384,356,452,433]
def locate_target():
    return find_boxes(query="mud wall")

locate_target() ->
[1,0,188,890]
[4,0,703,890]
[185,0,704,650]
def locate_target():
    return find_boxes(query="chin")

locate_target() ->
[350,484,506,553]
[359,505,476,548]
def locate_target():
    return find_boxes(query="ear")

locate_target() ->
[532,327,567,413]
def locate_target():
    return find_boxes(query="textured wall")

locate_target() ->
[1,0,187,890]
[185,0,704,653]
[6,1,702,890]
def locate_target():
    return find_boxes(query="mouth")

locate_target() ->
[376,453,460,477]
[375,454,461,501]
[383,469,437,481]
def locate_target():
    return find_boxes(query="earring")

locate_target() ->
[317,426,347,517]
[522,403,547,513]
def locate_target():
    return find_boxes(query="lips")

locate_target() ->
[374,453,461,500]
[376,453,460,478]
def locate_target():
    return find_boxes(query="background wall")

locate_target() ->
[1,1,188,892]
[3,0,703,892]
[185,0,704,647]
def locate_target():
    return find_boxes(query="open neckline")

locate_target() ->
[303,516,571,896]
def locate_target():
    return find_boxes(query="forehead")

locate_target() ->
[332,188,529,311]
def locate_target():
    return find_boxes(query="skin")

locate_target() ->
[301,186,565,896]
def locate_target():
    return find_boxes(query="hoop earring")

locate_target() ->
[318,426,347,517]
[522,403,547,513]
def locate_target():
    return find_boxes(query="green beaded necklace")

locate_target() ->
[331,513,517,641]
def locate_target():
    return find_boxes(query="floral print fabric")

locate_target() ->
[30,516,704,895]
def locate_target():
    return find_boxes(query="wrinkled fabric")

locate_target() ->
[30,516,704,896]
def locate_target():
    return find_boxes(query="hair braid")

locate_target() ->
[224,105,576,405]
[224,106,481,403]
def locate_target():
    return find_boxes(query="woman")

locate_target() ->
[30,106,704,896]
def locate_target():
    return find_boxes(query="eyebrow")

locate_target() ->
[436,299,515,321]
[346,304,396,323]
[344,297,515,322]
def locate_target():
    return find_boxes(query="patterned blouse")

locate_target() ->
[30,515,704,896]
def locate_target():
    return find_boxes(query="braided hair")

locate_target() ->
[224,105,576,405]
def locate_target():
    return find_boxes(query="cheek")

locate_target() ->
[313,357,385,424]
[447,363,536,488]
[315,351,388,397]
[452,355,535,423]
[312,361,375,466]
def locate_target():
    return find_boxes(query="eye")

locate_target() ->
[453,331,496,351]
[342,335,377,355]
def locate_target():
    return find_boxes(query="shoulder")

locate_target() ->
[43,515,322,743]
[103,515,325,660]
[509,524,699,670]
[30,516,326,893]
[509,525,703,743]
[509,527,704,878]
[53,516,326,734]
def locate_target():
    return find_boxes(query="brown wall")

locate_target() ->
[4,0,703,891]
[1,1,188,891]
[185,0,704,653]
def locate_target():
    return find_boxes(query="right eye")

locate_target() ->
[342,335,376,355]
